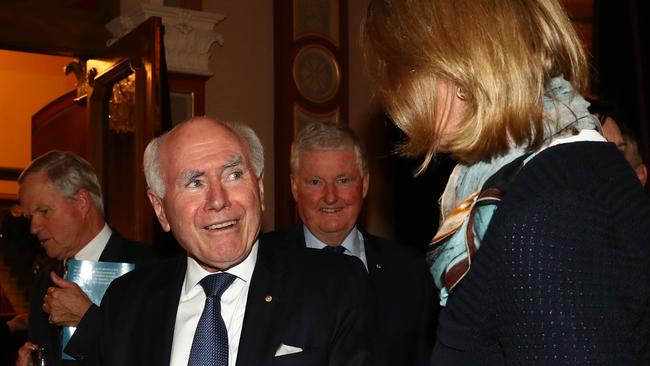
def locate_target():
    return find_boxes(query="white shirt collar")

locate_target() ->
[74,223,111,261]
[547,128,606,147]
[183,240,259,297]
[303,225,359,252]
[303,226,367,268]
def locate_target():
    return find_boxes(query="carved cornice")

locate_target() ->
[106,4,225,76]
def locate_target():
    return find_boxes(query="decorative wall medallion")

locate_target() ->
[293,45,340,103]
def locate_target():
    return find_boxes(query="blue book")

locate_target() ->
[61,259,136,360]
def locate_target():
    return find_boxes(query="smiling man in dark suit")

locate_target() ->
[84,117,370,366]
[14,151,155,366]
[264,121,436,366]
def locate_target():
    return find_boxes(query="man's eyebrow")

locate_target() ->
[178,156,244,183]
[181,170,204,183]
[224,155,243,169]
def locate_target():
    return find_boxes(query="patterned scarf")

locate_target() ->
[428,75,598,306]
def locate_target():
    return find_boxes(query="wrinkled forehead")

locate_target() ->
[301,147,362,167]
[19,172,62,208]
[160,121,252,174]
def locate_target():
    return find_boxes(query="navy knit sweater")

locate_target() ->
[433,142,650,365]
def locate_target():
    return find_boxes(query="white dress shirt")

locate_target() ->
[74,223,111,261]
[303,226,368,270]
[169,242,258,366]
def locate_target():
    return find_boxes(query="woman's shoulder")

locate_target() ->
[532,139,620,166]
[512,141,637,195]
[496,140,650,254]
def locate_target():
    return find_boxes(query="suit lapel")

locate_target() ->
[359,231,387,294]
[288,224,307,246]
[235,240,288,366]
[276,223,307,249]
[98,230,123,262]
[145,257,186,365]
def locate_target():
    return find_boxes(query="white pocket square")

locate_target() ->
[274,343,303,357]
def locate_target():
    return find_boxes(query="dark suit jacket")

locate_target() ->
[264,224,436,366]
[0,321,14,365]
[27,229,155,366]
[88,237,371,366]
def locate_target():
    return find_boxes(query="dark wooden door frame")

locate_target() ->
[273,1,349,229]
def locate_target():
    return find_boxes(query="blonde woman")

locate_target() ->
[362,0,650,364]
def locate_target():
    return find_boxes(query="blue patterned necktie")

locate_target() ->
[188,272,236,366]
[322,245,346,254]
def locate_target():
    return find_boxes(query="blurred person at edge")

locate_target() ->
[589,100,648,187]
[621,127,648,187]
[361,0,650,364]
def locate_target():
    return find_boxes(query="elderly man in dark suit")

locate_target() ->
[264,121,436,366]
[15,151,155,366]
[77,117,371,366]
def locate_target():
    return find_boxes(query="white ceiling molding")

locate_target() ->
[106,3,225,76]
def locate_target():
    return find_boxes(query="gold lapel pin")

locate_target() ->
[375,263,382,270]
[265,295,273,302]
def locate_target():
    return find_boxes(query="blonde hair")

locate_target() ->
[362,0,589,169]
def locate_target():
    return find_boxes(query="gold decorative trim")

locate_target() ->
[293,105,340,135]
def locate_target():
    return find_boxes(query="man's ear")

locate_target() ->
[362,171,370,199]
[636,163,648,188]
[290,174,299,201]
[72,189,93,215]
[257,174,265,212]
[147,189,171,232]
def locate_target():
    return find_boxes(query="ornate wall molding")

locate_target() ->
[106,4,225,76]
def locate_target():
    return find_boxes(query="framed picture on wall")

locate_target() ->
[170,90,194,126]
[168,72,209,126]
